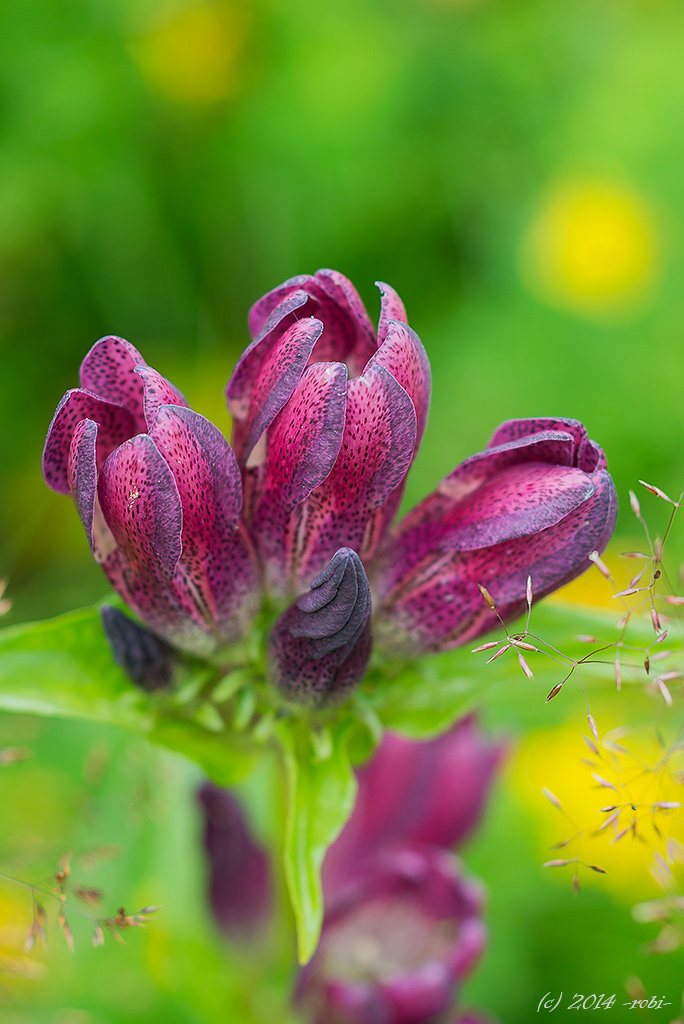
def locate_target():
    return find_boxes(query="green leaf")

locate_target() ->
[0,605,256,784]
[276,718,357,964]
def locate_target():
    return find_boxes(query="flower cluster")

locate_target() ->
[43,269,617,705]
[198,714,505,1024]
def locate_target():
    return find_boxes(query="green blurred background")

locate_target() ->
[1,0,683,1020]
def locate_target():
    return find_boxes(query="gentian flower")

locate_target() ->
[296,716,504,1024]
[323,715,506,891]
[42,336,259,658]
[196,714,503,1024]
[43,270,617,704]
[296,847,486,1024]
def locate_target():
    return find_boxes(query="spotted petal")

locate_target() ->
[376,280,407,344]
[250,361,348,592]
[489,417,606,472]
[43,388,137,494]
[247,269,377,376]
[295,364,417,584]
[368,318,431,447]
[150,405,259,642]
[98,433,182,580]
[227,313,324,462]
[136,365,188,430]
[377,467,617,654]
[79,335,146,421]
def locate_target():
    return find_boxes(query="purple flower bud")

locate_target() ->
[42,337,259,657]
[268,548,372,707]
[196,783,272,937]
[324,715,505,891]
[374,417,617,654]
[100,605,175,690]
[297,847,486,1024]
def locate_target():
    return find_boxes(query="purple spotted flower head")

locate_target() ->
[43,270,617,704]
[42,336,260,658]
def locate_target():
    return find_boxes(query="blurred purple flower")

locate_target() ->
[196,783,271,937]
[297,715,504,1024]
[324,715,506,891]
[298,847,485,1024]
[196,714,503,1022]
[43,270,616,701]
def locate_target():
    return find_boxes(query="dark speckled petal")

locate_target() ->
[374,419,618,654]
[375,281,408,345]
[292,548,371,659]
[295,364,417,586]
[489,417,605,472]
[101,605,175,691]
[268,548,372,706]
[367,319,431,448]
[42,388,137,494]
[67,418,99,549]
[79,335,146,423]
[226,313,324,462]
[150,405,259,643]
[246,270,378,377]
[135,365,188,429]
[250,361,348,593]
[98,433,182,581]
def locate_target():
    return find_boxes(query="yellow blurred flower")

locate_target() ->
[519,178,659,317]
[132,4,247,105]
[0,888,45,985]
[508,718,684,899]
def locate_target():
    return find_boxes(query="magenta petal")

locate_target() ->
[151,405,242,527]
[246,270,377,377]
[368,319,431,446]
[150,405,258,641]
[135,365,188,430]
[227,314,324,461]
[440,430,579,499]
[489,417,606,471]
[262,362,348,511]
[268,548,372,706]
[376,433,595,594]
[247,280,311,340]
[380,961,452,1024]
[442,463,596,551]
[378,469,617,654]
[376,281,408,345]
[79,335,146,419]
[296,365,417,580]
[321,981,391,1024]
[300,847,485,1024]
[67,418,99,549]
[98,433,182,580]
[312,268,377,370]
[250,361,348,591]
[42,388,137,494]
